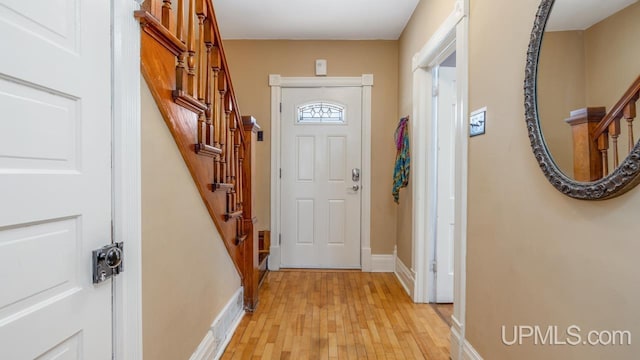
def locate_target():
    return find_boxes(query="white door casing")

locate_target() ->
[0,0,113,358]
[269,75,373,271]
[434,65,456,303]
[411,0,470,358]
[280,87,362,268]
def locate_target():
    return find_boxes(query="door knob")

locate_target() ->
[350,184,360,191]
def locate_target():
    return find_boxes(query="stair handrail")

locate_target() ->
[592,75,640,141]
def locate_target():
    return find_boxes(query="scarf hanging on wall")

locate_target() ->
[392,116,410,204]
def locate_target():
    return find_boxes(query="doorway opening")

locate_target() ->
[409,1,470,358]
[268,75,374,271]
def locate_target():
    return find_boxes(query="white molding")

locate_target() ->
[394,255,416,298]
[270,75,370,87]
[361,247,372,272]
[411,65,433,304]
[371,248,395,273]
[269,74,373,271]
[190,288,245,360]
[451,316,483,360]
[269,75,282,271]
[410,1,469,358]
[412,0,464,71]
[112,0,143,359]
[453,12,470,360]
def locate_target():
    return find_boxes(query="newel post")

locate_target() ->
[565,107,606,181]
[242,116,260,311]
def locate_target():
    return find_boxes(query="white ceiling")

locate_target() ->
[545,0,638,31]
[212,0,420,40]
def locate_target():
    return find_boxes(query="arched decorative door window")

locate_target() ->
[297,102,346,124]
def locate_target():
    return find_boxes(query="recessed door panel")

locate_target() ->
[281,87,362,268]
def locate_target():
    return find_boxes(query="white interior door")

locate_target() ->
[435,65,456,303]
[281,87,362,268]
[0,0,113,358]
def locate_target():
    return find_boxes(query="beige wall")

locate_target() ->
[584,1,640,109]
[466,0,640,359]
[537,30,586,177]
[223,40,399,254]
[396,0,456,267]
[141,79,241,360]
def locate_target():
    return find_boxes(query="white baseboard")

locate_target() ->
[268,245,280,271]
[361,247,372,272]
[190,287,245,360]
[394,255,416,298]
[371,254,395,272]
[450,316,483,360]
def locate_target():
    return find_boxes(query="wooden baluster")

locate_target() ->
[217,72,228,184]
[196,0,206,102]
[207,47,220,147]
[161,0,174,31]
[609,119,621,169]
[211,47,221,147]
[175,0,187,93]
[186,0,196,97]
[142,0,162,21]
[203,18,213,146]
[197,112,206,147]
[624,99,637,152]
[598,133,609,177]
[229,112,237,212]
[224,92,232,184]
[237,136,243,210]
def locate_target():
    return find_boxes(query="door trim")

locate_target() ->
[269,75,373,271]
[410,0,469,359]
[113,0,143,358]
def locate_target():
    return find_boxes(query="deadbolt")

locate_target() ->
[92,242,124,284]
[352,168,360,182]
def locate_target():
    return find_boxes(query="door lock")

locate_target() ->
[352,168,360,182]
[92,242,124,284]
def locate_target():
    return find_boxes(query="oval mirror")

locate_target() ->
[525,0,640,199]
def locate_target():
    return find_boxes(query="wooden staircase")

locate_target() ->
[135,0,260,310]
[566,75,640,181]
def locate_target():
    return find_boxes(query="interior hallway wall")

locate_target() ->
[466,0,640,358]
[141,78,241,360]
[396,0,457,268]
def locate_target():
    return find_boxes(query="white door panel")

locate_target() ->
[281,87,362,268]
[435,66,456,303]
[0,0,112,358]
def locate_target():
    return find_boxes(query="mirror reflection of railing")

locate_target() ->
[565,75,640,181]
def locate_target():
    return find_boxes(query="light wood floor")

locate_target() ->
[222,271,451,359]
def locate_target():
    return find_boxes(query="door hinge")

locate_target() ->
[279,102,282,113]
[279,168,282,178]
[279,234,282,246]
[431,260,438,273]
[92,242,124,284]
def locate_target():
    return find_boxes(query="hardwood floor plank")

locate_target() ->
[222,271,450,359]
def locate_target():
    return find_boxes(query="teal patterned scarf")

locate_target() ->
[392,117,410,203]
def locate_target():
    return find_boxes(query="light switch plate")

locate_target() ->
[315,59,327,76]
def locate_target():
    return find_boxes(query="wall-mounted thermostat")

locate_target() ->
[315,59,327,76]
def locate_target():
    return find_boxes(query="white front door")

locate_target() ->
[434,65,456,303]
[0,0,113,358]
[280,87,362,268]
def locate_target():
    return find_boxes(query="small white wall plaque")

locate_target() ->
[470,107,486,137]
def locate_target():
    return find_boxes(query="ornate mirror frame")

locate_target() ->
[525,0,640,200]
